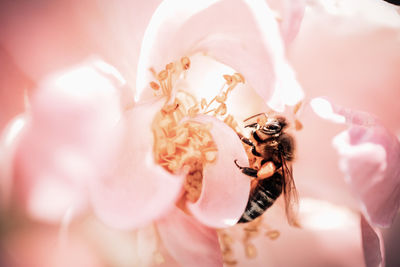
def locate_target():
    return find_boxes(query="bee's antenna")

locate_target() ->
[243,112,266,122]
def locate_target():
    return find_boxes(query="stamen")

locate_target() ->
[223,74,233,85]
[151,57,245,211]
[219,230,238,266]
[233,72,245,83]
[266,230,280,240]
[181,57,191,70]
[295,119,303,131]
[150,81,160,90]
[244,243,257,259]
[158,70,168,81]
[293,101,303,115]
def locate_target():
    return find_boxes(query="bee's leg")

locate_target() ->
[257,161,276,179]
[239,136,262,157]
[234,160,258,178]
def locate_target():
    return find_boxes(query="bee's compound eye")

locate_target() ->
[265,123,281,132]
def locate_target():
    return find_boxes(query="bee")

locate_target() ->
[234,113,298,226]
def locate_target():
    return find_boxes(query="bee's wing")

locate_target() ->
[281,154,300,227]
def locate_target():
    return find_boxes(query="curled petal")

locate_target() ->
[187,115,250,228]
[312,98,400,227]
[89,99,184,230]
[157,207,223,267]
[13,60,124,222]
[136,0,303,111]
[266,0,305,44]
[361,215,385,267]
[289,0,400,131]
[0,115,26,210]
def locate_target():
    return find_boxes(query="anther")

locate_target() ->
[266,230,280,240]
[245,243,257,259]
[223,74,233,85]
[181,57,191,70]
[158,70,168,81]
[215,103,227,116]
[233,73,245,83]
[201,98,207,109]
[166,62,175,71]
[216,93,227,103]
[295,119,303,131]
[150,81,160,90]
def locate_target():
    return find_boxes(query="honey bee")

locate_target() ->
[234,113,298,226]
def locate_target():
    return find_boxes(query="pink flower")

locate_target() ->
[1,0,399,266]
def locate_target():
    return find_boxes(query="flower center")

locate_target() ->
[150,56,244,202]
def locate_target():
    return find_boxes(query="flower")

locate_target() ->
[1,0,400,267]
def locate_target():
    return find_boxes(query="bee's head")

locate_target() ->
[259,116,287,136]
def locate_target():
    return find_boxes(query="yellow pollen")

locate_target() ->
[151,56,244,204]
[218,230,238,266]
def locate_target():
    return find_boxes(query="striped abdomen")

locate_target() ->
[238,172,283,223]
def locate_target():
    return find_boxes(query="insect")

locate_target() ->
[234,113,298,225]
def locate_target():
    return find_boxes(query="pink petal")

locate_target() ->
[361,215,385,267]
[0,0,160,87]
[187,115,250,228]
[224,197,364,267]
[312,98,400,227]
[89,99,184,230]
[266,0,305,44]
[289,0,400,132]
[289,103,358,210]
[13,60,124,223]
[0,47,34,130]
[135,0,303,111]
[3,225,102,267]
[0,115,26,210]
[157,207,223,267]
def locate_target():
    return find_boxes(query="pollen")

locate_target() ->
[219,230,238,266]
[150,57,244,203]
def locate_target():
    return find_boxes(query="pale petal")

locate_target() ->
[361,216,385,267]
[179,54,269,123]
[157,207,223,267]
[289,0,400,132]
[89,99,184,230]
[311,98,400,227]
[223,197,364,267]
[13,60,124,223]
[0,0,160,87]
[136,0,303,111]
[3,225,102,267]
[187,115,250,228]
[292,104,358,209]
[266,0,306,44]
